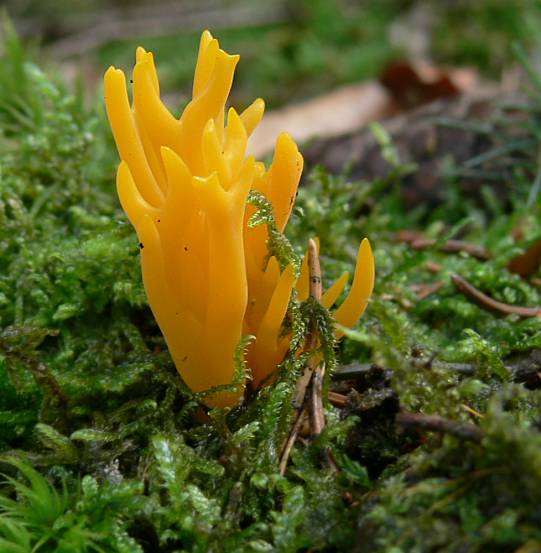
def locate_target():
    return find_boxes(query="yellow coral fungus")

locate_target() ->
[104,30,374,408]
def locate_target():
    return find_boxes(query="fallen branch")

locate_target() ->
[334,356,541,389]
[280,239,335,475]
[451,273,541,317]
[291,240,322,412]
[395,231,491,260]
[328,391,347,408]
[307,240,326,438]
[396,411,485,443]
[278,408,306,476]
[412,238,491,260]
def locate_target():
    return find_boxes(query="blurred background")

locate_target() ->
[2,0,541,155]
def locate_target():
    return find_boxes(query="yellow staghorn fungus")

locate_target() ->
[104,30,375,408]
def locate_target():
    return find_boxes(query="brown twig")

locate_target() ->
[451,273,541,317]
[307,238,323,302]
[280,239,336,475]
[334,357,541,389]
[396,411,485,443]
[395,232,491,260]
[292,366,314,410]
[279,408,306,476]
[307,240,326,437]
[310,362,326,433]
[411,238,491,260]
[328,391,347,408]
[291,239,322,410]
[395,230,423,243]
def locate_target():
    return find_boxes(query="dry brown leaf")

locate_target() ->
[507,239,541,277]
[380,60,479,109]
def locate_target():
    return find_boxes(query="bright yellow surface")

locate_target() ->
[105,30,375,407]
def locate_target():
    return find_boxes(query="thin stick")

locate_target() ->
[279,407,306,476]
[310,364,326,435]
[411,238,491,260]
[452,273,541,317]
[307,239,322,302]
[395,232,491,260]
[292,239,322,409]
[328,391,347,408]
[396,411,484,443]
[292,362,315,410]
[307,239,326,436]
[280,238,334,474]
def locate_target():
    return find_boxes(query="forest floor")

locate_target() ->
[1,2,541,552]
